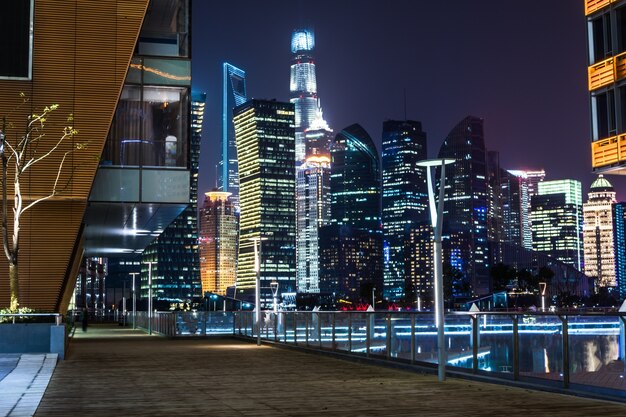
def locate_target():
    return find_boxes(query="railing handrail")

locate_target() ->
[0,313,62,317]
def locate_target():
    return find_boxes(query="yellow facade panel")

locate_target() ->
[586,0,614,16]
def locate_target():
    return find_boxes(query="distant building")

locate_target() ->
[220,63,247,209]
[296,156,331,294]
[613,202,626,300]
[199,191,238,296]
[304,106,333,158]
[583,175,618,289]
[320,124,382,301]
[507,170,546,249]
[233,99,296,306]
[290,29,320,162]
[404,223,433,306]
[531,180,583,270]
[381,120,428,302]
[437,116,490,296]
[586,0,626,173]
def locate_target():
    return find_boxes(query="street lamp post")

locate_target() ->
[250,236,268,346]
[270,281,279,313]
[416,158,454,382]
[144,261,156,335]
[129,272,138,330]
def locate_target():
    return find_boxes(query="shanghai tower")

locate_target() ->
[290,29,319,162]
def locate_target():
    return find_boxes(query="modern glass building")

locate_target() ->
[233,99,296,307]
[531,180,583,270]
[381,120,428,303]
[220,63,247,208]
[437,116,490,296]
[586,0,626,173]
[199,191,238,296]
[613,202,626,300]
[290,29,319,163]
[583,175,617,289]
[320,124,383,301]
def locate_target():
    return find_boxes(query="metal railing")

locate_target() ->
[133,310,626,398]
[0,313,63,325]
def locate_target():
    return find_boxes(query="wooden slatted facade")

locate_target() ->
[0,0,149,312]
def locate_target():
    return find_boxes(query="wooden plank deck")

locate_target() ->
[36,325,626,416]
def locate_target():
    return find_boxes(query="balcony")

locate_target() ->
[585,0,614,16]
[591,134,626,168]
[588,52,626,90]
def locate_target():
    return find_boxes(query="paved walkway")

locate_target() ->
[0,354,57,417]
[36,325,626,416]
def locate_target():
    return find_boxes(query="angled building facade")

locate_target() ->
[220,63,247,208]
[0,0,150,310]
[233,99,296,307]
[381,120,428,302]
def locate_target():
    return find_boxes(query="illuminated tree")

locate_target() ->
[0,95,82,311]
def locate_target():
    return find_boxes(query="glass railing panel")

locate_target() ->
[567,314,624,392]
[477,314,514,375]
[319,313,334,350]
[389,313,412,361]
[444,314,474,370]
[333,313,351,352]
[518,315,564,383]
[370,313,389,358]
[349,313,368,355]
[414,313,438,364]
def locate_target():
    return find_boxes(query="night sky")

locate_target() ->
[192,1,615,202]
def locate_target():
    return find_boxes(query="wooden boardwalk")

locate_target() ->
[36,325,626,416]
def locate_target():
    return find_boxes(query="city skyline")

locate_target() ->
[192,1,613,204]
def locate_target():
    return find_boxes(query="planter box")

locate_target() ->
[0,323,65,359]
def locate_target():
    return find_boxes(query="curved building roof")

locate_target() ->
[590,175,614,192]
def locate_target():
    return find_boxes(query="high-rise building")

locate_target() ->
[290,29,319,162]
[437,116,490,296]
[583,175,617,288]
[233,99,296,306]
[220,63,247,208]
[404,223,433,306]
[531,180,583,270]
[586,0,626,173]
[507,170,546,249]
[319,124,383,301]
[199,191,238,296]
[304,106,333,158]
[296,156,331,293]
[613,202,626,300]
[381,120,428,302]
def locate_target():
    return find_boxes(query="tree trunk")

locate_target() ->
[9,262,18,311]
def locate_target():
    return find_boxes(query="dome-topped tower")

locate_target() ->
[588,174,616,202]
[590,174,615,192]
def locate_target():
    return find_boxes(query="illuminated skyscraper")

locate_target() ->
[319,124,383,301]
[290,29,319,162]
[531,180,583,270]
[296,156,331,293]
[233,99,296,306]
[199,191,238,295]
[613,202,626,300]
[586,0,626,173]
[583,175,617,288]
[220,63,247,208]
[437,116,489,296]
[381,120,428,302]
[507,169,545,249]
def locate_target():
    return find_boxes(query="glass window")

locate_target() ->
[0,0,33,79]
[589,14,612,64]
[103,86,189,168]
[138,0,189,57]
[592,90,616,140]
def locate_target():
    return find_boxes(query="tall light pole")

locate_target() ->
[249,236,268,346]
[129,272,139,330]
[144,261,156,335]
[416,158,454,382]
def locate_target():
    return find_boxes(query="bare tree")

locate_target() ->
[1,96,82,311]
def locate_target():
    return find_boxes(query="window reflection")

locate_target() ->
[103,86,188,168]
[138,0,189,57]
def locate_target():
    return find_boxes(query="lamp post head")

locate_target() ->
[416,158,455,168]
